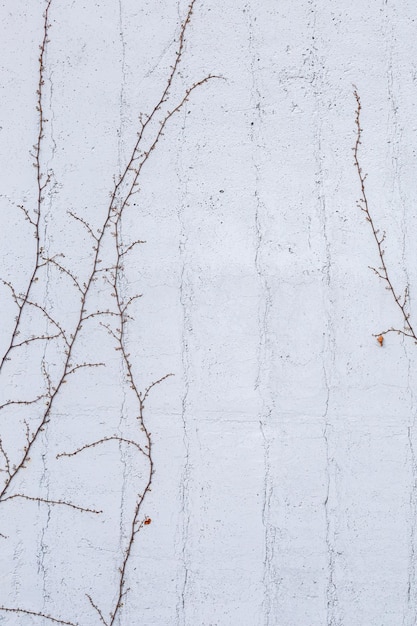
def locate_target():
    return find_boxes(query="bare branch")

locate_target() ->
[142,373,174,403]
[120,240,146,256]
[0,0,53,373]
[0,439,11,478]
[22,299,69,346]
[99,321,120,342]
[12,333,61,349]
[41,358,53,395]
[24,420,31,448]
[0,10,216,626]
[0,278,19,305]
[81,310,118,323]
[353,89,417,343]
[2,494,102,515]
[86,595,108,626]
[374,328,415,339]
[17,204,36,227]
[66,362,105,376]
[121,294,142,315]
[42,255,83,294]
[68,210,98,242]
[0,606,78,626]
[0,394,47,412]
[57,436,147,459]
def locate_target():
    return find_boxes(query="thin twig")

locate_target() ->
[120,240,146,256]
[353,88,417,342]
[2,494,102,514]
[11,333,61,349]
[66,362,105,376]
[142,373,174,403]
[42,255,83,294]
[86,595,108,626]
[0,394,47,412]
[68,210,98,242]
[0,0,53,372]
[0,438,11,478]
[0,606,78,625]
[21,298,69,346]
[57,436,146,459]
[81,310,118,323]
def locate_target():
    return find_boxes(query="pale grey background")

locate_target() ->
[1,1,417,625]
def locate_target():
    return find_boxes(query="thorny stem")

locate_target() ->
[86,595,108,626]
[0,0,215,503]
[1,1,213,623]
[0,283,70,346]
[0,606,78,626]
[353,89,417,342]
[1,493,102,514]
[0,0,52,372]
[57,436,147,459]
[79,219,157,626]
[101,221,173,626]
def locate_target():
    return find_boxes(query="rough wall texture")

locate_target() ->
[1,1,417,625]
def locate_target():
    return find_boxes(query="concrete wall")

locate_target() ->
[1,1,417,624]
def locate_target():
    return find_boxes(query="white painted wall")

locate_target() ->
[1,1,417,624]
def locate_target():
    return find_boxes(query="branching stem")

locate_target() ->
[353,89,417,342]
[0,0,53,372]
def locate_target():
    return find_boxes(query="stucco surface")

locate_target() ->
[1,1,417,625]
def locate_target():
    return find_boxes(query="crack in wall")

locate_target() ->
[259,418,278,626]
[406,425,417,626]
[36,222,52,613]
[47,69,57,175]
[116,5,130,623]
[308,3,339,623]
[175,108,192,626]
[118,0,128,162]
[37,42,56,616]
[405,308,417,626]
[1,2,215,623]
[37,177,53,617]
[245,3,278,623]
[323,423,338,626]
[381,7,416,622]
[384,8,411,305]
[405,344,416,626]
[11,539,24,607]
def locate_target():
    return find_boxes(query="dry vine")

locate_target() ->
[0,0,52,373]
[0,606,78,626]
[353,89,417,343]
[0,0,217,623]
